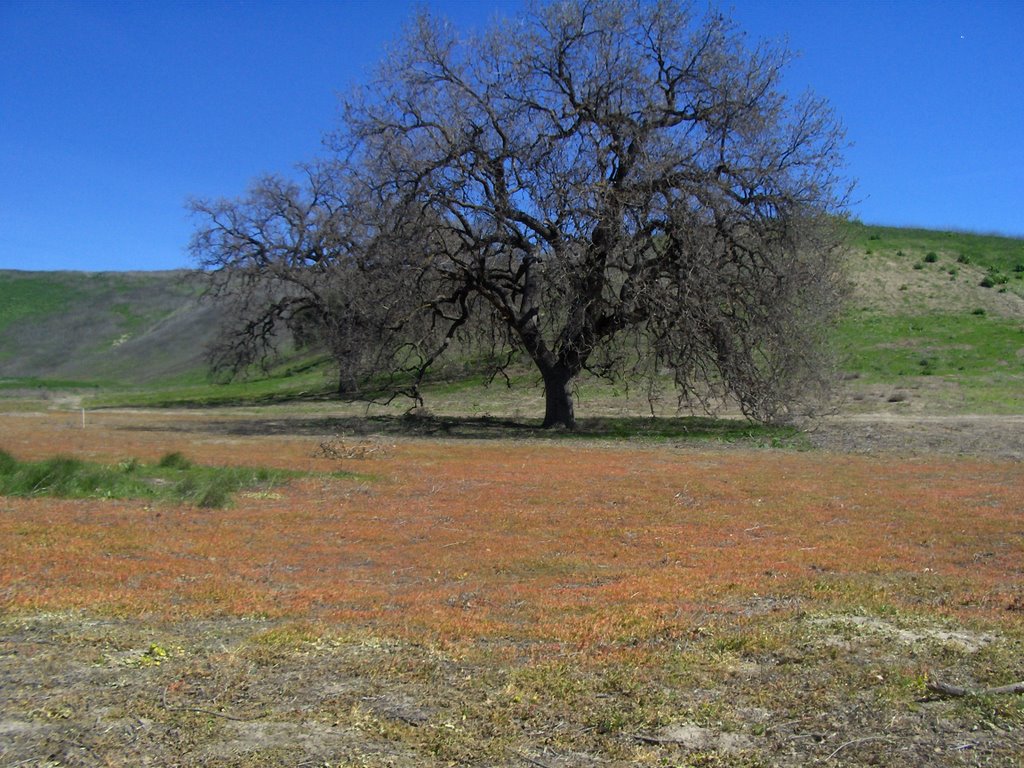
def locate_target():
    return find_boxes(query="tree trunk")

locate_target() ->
[337,367,359,395]
[541,365,576,429]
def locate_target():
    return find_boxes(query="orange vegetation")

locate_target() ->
[1,410,1022,650]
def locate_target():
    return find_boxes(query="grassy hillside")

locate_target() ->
[2,222,1023,415]
[839,223,1024,413]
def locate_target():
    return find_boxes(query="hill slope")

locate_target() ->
[837,224,1024,414]
[0,270,219,387]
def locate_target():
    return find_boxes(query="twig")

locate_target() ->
[821,736,893,761]
[926,679,1024,697]
[765,715,820,734]
[630,732,678,745]
[509,749,555,768]
[162,686,264,722]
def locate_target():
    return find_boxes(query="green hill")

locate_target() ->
[1,223,1022,414]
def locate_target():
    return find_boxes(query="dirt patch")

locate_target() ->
[847,252,1024,317]
[809,413,1024,459]
[812,615,995,653]
[2,611,1022,767]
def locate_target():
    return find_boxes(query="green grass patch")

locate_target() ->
[0,377,103,391]
[83,355,339,408]
[0,450,298,508]
[838,311,1024,410]
[326,411,806,447]
[567,415,803,444]
[838,313,1024,378]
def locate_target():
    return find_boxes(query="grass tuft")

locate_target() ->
[0,449,18,474]
[0,451,294,508]
[157,451,193,470]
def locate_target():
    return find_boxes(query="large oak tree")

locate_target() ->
[191,0,849,428]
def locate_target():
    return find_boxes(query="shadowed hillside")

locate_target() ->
[0,270,220,386]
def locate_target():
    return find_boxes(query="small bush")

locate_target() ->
[1014,264,1024,273]
[171,473,233,508]
[23,456,91,495]
[158,452,193,470]
[119,457,142,473]
[981,270,1009,288]
[196,478,234,509]
[972,308,986,316]
[913,262,924,270]
[924,252,938,263]
[957,254,971,264]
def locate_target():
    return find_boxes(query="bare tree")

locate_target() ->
[189,165,442,396]
[191,0,849,427]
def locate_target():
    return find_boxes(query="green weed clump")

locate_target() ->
[157,451,192,470]
[1,455,115,498]
[0,450,292,508]
[0,449,17,474]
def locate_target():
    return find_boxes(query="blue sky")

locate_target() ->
[1,0,1022,272]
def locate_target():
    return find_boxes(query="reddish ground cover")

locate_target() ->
[2,409,1021,648]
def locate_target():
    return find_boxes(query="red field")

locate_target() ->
[3,409,1022,635]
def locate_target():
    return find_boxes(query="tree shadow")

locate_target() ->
[120,411,801,446]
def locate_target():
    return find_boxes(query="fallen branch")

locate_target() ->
[631,732,686,745]
[162,687,265,721]
[822,736,893,761]
[508,749,555,768]
[926,679,1024,698]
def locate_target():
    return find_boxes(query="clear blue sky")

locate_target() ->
[2,0,1022,272]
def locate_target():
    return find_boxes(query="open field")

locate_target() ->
[1,407,1022,766]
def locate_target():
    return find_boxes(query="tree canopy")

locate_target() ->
[190,0,849,428]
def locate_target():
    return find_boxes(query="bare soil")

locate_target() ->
[845,251,1024,318]
[810,413,1024,460]
[2,607,1022,767]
